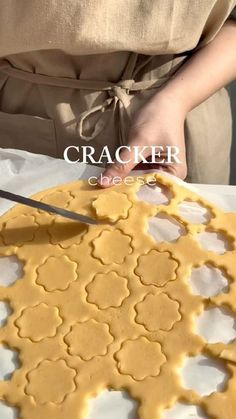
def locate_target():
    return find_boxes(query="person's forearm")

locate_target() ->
[100,19,236,185]
[157,19,236,114]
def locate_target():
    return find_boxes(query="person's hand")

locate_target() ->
[99,89,187,187]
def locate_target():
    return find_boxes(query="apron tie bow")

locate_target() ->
[78,83,133,142]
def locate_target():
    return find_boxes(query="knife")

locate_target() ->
[0,189,98,225]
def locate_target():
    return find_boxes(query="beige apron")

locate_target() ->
[0,0,235,184]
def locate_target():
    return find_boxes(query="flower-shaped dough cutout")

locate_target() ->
[115,337,166,381]
[36,255,78,291]
[92,229,132,264]
[2,214,38,246]
[135,250,178,287]
[65,319,113,360]
[15,303,62,342]
[86,271,130,309]
[135,292,181,332]
[25,359,76,404]
[40,191,73,208]
[92,192,132,222]
[48,217,87,248]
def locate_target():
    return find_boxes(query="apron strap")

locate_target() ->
[0,60,168,144]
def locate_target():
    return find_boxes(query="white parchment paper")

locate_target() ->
[0,148,236,419]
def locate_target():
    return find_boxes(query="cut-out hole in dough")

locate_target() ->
[163,402,209,419]
[87,390,138,419]
[148,213,186,243]
[189,264,229,297]
[0,345,20,380]
[0,256,24,287]
[0,402,19,419]
[180,354,229,396]
[0,301,12,327]
[196,231,232,254]
[178,200,211,224]
[137,182,172,206]
[197,307,236,344]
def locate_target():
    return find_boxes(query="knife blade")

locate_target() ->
[0,189,98,225]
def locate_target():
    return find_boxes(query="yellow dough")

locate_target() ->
[86,271,130,309]
[15,303,62,342]
[65,319,113,360]
[25,359,76,404]
[36,255,78,292]
[135,292,181,332]
[92,191,132,222]
[92,229,133,264]
[135,249,178,287]
[115,336,167,381]
[0,173,236,419]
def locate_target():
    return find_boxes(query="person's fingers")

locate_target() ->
[158,160,187,180]
[157,143,187,178]
[98,140,151,187]
[99,151,187,187]
[99,124,187,187]
[158,136,187,180]
[99,161,133,188]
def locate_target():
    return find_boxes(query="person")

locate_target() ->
[0,1,235,187]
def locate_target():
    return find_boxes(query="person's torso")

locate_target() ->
[0,0,235,57]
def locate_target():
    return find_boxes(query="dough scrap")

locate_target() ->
[0,172,236,419]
